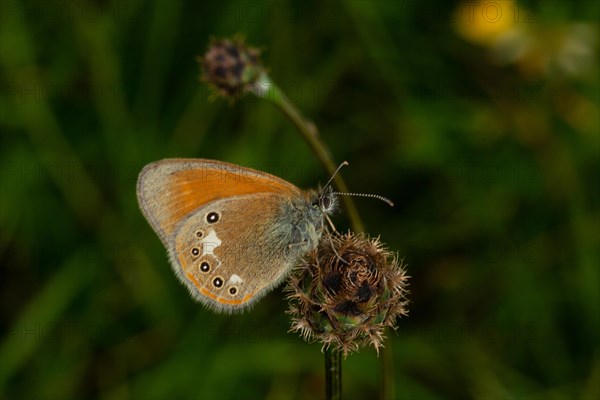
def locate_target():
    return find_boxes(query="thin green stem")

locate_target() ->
[380,336,395,400]
[325,347,342,400]
[254,75,364,233]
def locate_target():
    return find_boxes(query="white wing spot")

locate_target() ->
[228,274,244,285]
[201,229,222,256]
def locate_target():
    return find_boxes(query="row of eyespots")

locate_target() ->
[194,259,238,296]
[205,212,228,292]
[189,212,220,256]
[211,276,237,296]
[191,212,231,296]
[190,211,219,241]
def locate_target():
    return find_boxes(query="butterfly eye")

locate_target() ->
[228,287,237,296]
[320,195,331,210]
[191,247,200,257]
[212,277,223,288]
[206,212,220,224]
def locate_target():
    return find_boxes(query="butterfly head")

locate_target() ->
[314,185,337,215]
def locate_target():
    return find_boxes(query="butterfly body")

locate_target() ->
[136,159,336,312]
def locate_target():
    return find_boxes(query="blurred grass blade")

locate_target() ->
[0,250,96,390]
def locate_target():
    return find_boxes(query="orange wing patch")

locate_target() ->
[137,159,300,241]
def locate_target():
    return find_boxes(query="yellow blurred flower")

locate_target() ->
[454,0,517,45]
[454,1,598,80]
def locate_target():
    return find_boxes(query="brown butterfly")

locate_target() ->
[137,159,392,313]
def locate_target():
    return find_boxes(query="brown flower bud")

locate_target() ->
[286,231,409,356]
[197,36,264,99]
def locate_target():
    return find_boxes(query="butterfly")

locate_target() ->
[136,159,339,313]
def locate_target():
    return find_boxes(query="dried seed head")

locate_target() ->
[286,231,409,356]
[197,36,264,100]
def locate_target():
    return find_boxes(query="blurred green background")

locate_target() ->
[1,0,598,399]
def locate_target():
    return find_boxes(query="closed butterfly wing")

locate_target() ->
[136,159,308,312]
[172,193,305,312]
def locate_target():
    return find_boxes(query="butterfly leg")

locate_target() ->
[328,232,348,264]
[288,241,308,249]
[325,214,337,232]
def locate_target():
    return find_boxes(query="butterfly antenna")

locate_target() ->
[323,161,349,190]
[331,192,395,207]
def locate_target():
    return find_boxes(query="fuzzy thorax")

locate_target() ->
[278,189,335,261]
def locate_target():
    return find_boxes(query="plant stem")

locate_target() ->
[255,75,364,233]
[325,347,342,400]
[380,335,395,400]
